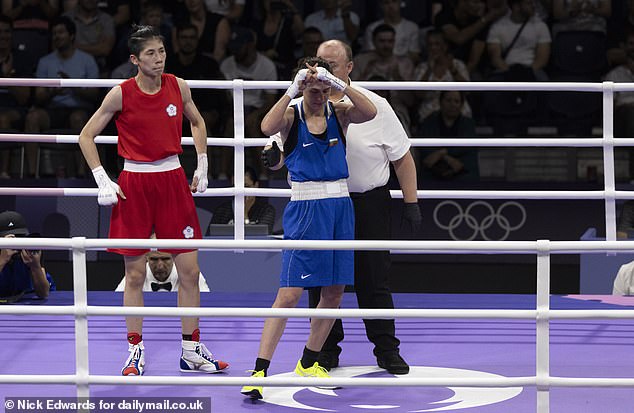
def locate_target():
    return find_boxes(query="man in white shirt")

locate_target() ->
[220,26,278,135]
[264,39,420,375]
[362,0,421,63]
[486,0,551,81]
[116,250,210,292]
[304,0,360,46]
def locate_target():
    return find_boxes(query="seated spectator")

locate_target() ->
[552,0,611,37]
[413,29,471,127]
[253,0,304,80]
[110,59,137,79]
[416,90,479,181]
[97,0,131,33]
[220,26,278,177]
[304,0,360,47]
[352,24,414,133]
[486,0,551,82]
[362,0,421,64]
[352,24,414,81]
[210,166,276,233]
[167,23,227,136]
[0,15,32,179]
[204,0,245,23]
[63,0,116,75]
[2,0,58,73]
[434,0,507,79]
[172,0,230,63]
[298,26,324,60]
[24,16,99,178]
[166,22,230,179]
[0,210,55,299]
[63,0,130,29]
[2,0,58,23]
[115,249,210,292]
[110,0,173,72]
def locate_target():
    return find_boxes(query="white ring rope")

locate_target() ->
[0,79,631,412]
[0,77,631,91]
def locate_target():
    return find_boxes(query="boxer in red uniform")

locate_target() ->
[78,24,228,376]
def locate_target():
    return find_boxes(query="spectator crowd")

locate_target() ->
[0,0,630,181]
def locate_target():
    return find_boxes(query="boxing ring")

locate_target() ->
[1,78,634,412]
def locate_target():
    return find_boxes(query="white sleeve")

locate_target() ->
[536,21,552,43]
[379,97,411,161]
[486,22,501,44]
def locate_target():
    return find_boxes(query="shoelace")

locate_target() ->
[128,346,141,365]
[246,369,265,377]
[312,364,329,377]
[195,344,214,362]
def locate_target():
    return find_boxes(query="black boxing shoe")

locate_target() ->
[317,351,339,371]
[377,352,409,375]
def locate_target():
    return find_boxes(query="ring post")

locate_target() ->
[72,237,89,398]
[536,239,551,413]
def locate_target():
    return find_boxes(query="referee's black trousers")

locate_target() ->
[308,185,400,358]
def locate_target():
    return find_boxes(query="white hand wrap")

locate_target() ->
[91,166,120,206]
[285,68,308,98]
[316,67,347,92]
[193,153,208,193]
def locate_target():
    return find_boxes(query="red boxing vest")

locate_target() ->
[116,73,183,161]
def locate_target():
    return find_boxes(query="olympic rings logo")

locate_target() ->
[433,201,527,241]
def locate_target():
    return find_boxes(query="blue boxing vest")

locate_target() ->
[284,101,349,182]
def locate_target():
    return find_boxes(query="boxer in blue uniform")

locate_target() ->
[280,99,354,288]
[241,57,377,400]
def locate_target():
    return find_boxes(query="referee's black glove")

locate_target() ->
[402,202,422,234]
[261,141,281,168]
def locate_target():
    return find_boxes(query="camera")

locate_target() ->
[15,232,41,255]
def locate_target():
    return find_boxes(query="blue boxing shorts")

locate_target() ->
[280,196,354,288]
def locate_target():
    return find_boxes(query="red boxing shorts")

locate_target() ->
[108,167,201,256]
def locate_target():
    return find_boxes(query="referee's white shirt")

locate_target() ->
[269,83,411,193]
[614,260,634,295]
[115,264,210,292]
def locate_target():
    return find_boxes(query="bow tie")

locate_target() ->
[151,282,172,292]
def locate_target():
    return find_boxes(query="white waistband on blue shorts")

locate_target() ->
[290,179,349,201]
[123,155,181,173]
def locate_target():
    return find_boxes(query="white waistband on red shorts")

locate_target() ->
[290,179,349,201]
[123,155,181,173]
